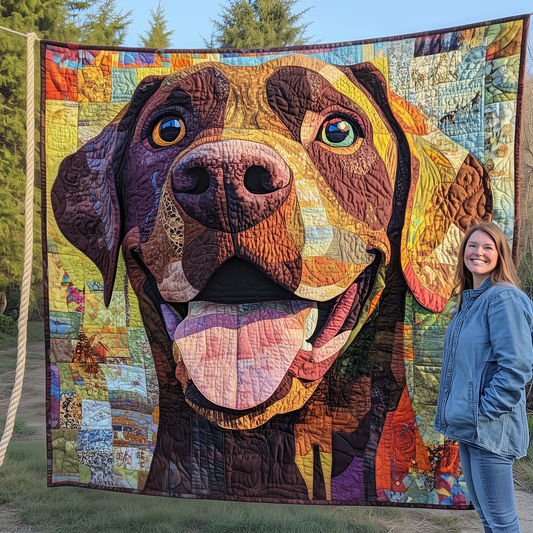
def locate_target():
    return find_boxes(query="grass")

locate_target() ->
[0,359,17,371]
[0,419,36,436]
[27,321,45,343]
[514,453,533,491]
[12,419,36,435]
[0,321,45,351]
[513,416,533,491]
[0,441,459,533]
[0,347,18,371]
[0,332,16,351]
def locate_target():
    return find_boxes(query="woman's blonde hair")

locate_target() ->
[454,221,521,308]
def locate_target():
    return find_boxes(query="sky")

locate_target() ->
[116,0,532,50]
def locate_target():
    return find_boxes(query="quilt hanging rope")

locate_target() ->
[0,29,37,468]
[42,15,528,507]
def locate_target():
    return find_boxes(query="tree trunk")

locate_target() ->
[0,291,6,314]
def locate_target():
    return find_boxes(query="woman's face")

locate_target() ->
[464,230,499,288]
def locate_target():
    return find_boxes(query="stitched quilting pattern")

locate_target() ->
[43,16,528,505]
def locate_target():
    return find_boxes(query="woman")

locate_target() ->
[434,221,533,533]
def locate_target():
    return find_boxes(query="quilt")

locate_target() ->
[42,14,529,506]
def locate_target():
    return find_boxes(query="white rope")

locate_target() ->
[0,32,38,467]
[0,25,28,38]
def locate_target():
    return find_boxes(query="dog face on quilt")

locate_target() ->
[52,55,492,498]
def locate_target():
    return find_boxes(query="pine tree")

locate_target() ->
[209,0,313,49]
[79,0,133,46]
[0,0,133,317]
[38,1,90,43]
[0,0,85,314]
[138,0,174,49]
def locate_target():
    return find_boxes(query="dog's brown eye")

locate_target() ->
[318,116,363,148]
[150,116,186,147]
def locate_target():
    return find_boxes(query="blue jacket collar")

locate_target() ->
[463,276,493,301]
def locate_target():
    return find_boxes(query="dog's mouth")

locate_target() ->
[131,244,379,418]
[145,255,379,414]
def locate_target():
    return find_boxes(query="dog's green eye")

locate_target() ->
[150,116,186,147]
[319,116,362,147]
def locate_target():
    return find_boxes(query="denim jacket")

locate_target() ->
[434,278,533,458]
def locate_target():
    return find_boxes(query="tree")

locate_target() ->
[78,0,133,46]
[0,0,134,318]
[208,0,313,49]
[138,0,174,49]
[36,1,90,43]
[0,151,25,314]
[0,0,85,315]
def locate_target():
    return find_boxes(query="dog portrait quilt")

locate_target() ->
[42,15,529,506]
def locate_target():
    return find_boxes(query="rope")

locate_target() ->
[0,32,38,468]
[0,25,28,38]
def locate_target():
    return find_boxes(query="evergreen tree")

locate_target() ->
[0,0,85,314]
[0,0,133,316]
[38,1,89,43]
[200,24,218,49]
[138,0,174,49]
[79,0,133,46]
[209,0,313,49]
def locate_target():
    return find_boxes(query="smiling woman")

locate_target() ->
[464,231,500,288]
[453,221,522,307]
[435,221,533,533]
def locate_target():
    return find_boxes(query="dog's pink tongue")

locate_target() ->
[174,300,315,410]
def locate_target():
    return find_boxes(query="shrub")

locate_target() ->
[0,314,17,336]
[5,289,20,320]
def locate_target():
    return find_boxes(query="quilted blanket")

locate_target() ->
[42,15,529,506]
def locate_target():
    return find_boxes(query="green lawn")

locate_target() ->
[0,321,45,351]
[0,441,459,533]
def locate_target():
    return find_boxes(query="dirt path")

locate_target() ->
[1,341,533,532]
[416,488,533,532]
[0,507,41,533]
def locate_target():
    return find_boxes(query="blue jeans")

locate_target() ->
[459,442,520,533]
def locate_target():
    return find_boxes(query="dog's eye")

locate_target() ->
[318,116,363,148]
[150,116,186,148]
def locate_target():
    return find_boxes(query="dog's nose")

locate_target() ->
[171,139,292,232]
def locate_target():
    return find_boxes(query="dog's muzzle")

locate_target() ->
[171,139,292,232]
[144,139,377,415]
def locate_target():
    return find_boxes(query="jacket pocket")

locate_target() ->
[505,398,529,458]
[476,411,509,452]
[479,358,497,402]
[444,380,476,439]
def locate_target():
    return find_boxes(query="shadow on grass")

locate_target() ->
[0,442,408,533]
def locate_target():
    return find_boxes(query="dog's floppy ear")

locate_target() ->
[347,63,492,313]
[51,76,165,306]
[390,92,492,312]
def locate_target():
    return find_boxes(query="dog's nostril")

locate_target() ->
[243,165,279,195]
[173,167,211,195]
